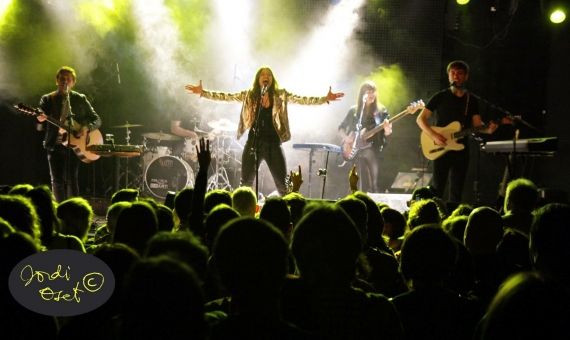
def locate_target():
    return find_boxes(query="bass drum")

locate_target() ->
[144,156,194,199]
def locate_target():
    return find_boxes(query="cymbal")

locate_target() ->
[208,118,237,132]
[142,132,182,141]
[112,123,143,128]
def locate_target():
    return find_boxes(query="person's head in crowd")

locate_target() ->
[92,243,139,314]
[0,185,12,194]
[156,204,175,232]
[0,217,15,238]
[399,225,457,289]
[442,215,469,242]
[377,202,390,211]
[138,197,159,212]
[530,203,570,284]
[174,187,194,225]
[114,201,158,255]
[407,199,442,230]
[336,196,367,246]
[205,189,232,214]
[105,201,130,237]
[204,204,239,251]
[0,194,41,246]
[292,204,361,287]
[282,192,306,227]
[381,207,406,242]
[232,186,257,217]
[110,188,139,204]
[449,203,473,218]
[145,231,209,284]
[1,232,39,295]
[504,178,538,215]
[57,197,94,242]
[8,183,34,196]
[464,206,504,255]
[260,197,292,240]
[480,271,570,340]
[353,191,386,249]
[121,256,207,340]
[213,217,288,300]
[25,185,59,245]
[408,186,436,207]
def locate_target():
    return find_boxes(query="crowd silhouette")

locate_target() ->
[1,137,569,339]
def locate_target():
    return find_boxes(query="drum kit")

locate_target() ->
[105,118,241,199]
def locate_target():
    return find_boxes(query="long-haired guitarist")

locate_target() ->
[36,66,102,202]
[338,80,392,192]
[416,60,497,202]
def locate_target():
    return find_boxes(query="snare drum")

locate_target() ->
[144,156,194,199]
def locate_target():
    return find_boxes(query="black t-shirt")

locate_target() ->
[248,105,280,144]
[426,89,478,128]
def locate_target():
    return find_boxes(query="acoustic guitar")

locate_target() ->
[15,103,103,163]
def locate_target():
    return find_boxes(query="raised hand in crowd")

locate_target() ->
[290,165,303,193]
[196,137,211,171]
[349,164,359,192]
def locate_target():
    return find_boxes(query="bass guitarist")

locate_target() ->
[416,60,496,203]
[36,66,102,202]
[339,80,392,192]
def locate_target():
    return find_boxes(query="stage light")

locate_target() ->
[77,0,123,36]
[456,0,470,5]
[0,0,14,25]
[549,8,566,23]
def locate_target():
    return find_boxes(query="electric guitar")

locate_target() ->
[341,100,424,161]
[420,121,488,160]
[14,103,103,163]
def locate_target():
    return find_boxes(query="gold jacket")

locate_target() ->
[201,88,329,143]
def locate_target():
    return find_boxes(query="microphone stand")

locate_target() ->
[64,90,74,200]
[251,87,266,199]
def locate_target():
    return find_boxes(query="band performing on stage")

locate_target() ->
[14,61,552,202]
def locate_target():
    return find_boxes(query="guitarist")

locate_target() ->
[338,81,392,192]
[36,66,101,202]
[416,60,497,203]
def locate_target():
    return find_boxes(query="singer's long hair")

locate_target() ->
[355,80,379,118]
[251,66,279,102]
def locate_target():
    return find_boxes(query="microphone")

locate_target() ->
[261,84,268,96]
[362,93,368,102]
[451,81,464,89]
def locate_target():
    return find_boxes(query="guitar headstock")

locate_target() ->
[14,103,41,116]
[406,100,425,114]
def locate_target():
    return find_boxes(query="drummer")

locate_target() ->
[169,112,200,161]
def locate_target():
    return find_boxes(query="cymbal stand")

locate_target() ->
[207,135,233,191]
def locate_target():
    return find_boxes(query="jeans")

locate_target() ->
[241,139,287,196]
[47,144,80,202]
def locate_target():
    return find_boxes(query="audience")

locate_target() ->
[392,225,482,340]
[2,158,569,340]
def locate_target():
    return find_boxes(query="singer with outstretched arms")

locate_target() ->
[416,60,497,203]
[36,66,101,202]
[185,66,344,195]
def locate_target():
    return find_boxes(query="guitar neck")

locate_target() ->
[44,115,67,131]
[452,125,486,139]
[362,108,407,139]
